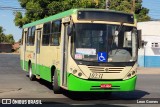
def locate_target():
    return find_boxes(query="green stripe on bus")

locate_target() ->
[23,9,78,28]
[20,60,53,82]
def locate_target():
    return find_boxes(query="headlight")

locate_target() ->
[78,72,82,77]
[70,68,87,79]
[132,71,136,75]
[73,69,77,74]
[127,73,132,78]
[124,70,137,80]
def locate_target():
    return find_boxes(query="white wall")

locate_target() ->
[137,21,160,67]
[138,21,160,36]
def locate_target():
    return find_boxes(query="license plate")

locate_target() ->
[100,84,112,88]
[89,73,103,79]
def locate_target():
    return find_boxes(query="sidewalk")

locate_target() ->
[137,67,160,74]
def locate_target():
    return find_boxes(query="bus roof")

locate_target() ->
[23,9,78,28]
[23,8,134,28]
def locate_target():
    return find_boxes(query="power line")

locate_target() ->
[0,6,25,12]
[0,6,51,13]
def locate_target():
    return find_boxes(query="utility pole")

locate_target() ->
[106,0,109,10]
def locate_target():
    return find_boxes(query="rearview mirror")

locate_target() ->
[137,30,142,48]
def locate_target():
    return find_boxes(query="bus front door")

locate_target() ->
[21,31,27,70]
[61,23,69,87]
[35,29,41,75]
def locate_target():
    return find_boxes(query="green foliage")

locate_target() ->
[0,26,5,43]
[109,0,150,22]
[14,0,105,28]
[14,0,150,28]
[0,26,15,44]
[0,26,4,34]
[5,34,15,44]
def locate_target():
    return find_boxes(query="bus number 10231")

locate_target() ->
[89,73,103,79]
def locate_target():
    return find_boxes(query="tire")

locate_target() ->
[53,71,61,94]
[28,64,35,81]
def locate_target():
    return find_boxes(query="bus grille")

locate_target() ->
[88,66,124,73]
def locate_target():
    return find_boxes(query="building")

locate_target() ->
[0,43,12,53]
[137,21,160,67]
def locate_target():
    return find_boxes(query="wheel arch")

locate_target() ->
[28,60,31,71]
[51,65,56,79]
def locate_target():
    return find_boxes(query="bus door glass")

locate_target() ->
[61,24,69,87]
[35,29,41,75]
[22,31,27,70]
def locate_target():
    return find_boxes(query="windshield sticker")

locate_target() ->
[75,54,83,59]
[76,48,96,55]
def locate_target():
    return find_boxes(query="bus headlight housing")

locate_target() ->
[123,70,137,80]
[73,69,77,74]
[70,68,87,79]
[78,72,82,77]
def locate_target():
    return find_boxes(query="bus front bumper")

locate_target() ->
[67,74,137,92]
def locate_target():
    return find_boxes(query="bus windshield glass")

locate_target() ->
[71,23,137,62]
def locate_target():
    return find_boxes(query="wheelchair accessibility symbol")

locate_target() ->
[98,52,107,62]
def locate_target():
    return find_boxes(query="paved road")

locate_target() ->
[0,54,160,106]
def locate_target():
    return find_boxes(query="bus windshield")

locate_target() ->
[71,23,137,62]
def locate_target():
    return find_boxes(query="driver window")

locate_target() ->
[124,32,132,47]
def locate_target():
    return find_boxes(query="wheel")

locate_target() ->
[53,71,61,94]
[28,64,35,81]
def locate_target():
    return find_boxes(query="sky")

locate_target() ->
[0,0,160,42]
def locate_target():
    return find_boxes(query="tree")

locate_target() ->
[0,26,15,44]
[14,0,104,28]
[108,0,150,22]
[14,0,150,28]
[0,26,5,43]
[5,34,15,44]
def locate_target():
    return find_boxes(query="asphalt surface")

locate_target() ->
[0,54,160,107]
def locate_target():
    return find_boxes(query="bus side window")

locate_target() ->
[42,22,51,46]
[27,27,35,46]
[31,26,35,45]
[21,30,27,45]
[27,27,31,45]
[50,20,61,46]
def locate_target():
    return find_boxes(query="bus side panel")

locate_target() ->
[21,60,29,72]
[20,59,29,72]
[20,59,23,70]
[39,64,52,82]
[24,60,28,72]
[38,44,59,82]
[31,62,36,75]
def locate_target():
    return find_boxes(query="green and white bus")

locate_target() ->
[20,8,141,94]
